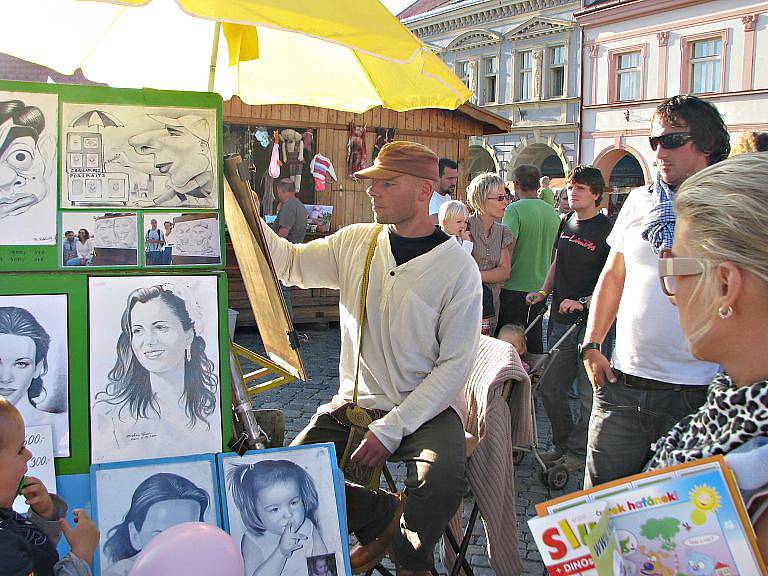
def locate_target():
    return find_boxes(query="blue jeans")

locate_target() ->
[541,320,614,458]
[585,371,708,488]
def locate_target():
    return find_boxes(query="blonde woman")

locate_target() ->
[466,173,513,335]
[647,153,768,557]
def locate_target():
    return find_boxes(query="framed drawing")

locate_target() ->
[61,102,218,209]
[0,90,57,246]
[88,274,222,464]
[142,212,222,267]
[92,454,220,576]
[0,294,70,457]
[60,212,138,268]
[219,444,351,576]
[305,205,334,234]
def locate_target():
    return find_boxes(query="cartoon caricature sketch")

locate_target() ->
[0,94,57,245]
[228,460,328,576]
[61,104,218,209]
[94,215,137,249]
[93,456,218,575]
[89,276,221,464]
[172,217,220,259]
[0,295,69,456]
[101,473,211,576]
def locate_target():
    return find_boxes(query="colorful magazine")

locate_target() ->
[529,456,766,576]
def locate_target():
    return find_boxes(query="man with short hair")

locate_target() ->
[272,177,308,319]
[498,164,560,353]
[538,175,556,207]
[144,218,164,265]
[428,157,458,225]
[527,166,613,472]
[581,95,731,487]
[62,230,77,265]
[261,141,481,576]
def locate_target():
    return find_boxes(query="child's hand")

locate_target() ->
[59,509,100,565]
[278,520,307,557]
[461,230,472,242]
[20,476,54,520]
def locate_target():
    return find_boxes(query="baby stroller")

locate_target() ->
[512,305,588,490]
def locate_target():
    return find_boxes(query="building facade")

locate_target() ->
[400,0,582,182]
[577,0,768,208]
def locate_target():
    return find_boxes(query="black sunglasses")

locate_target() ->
[649,132,693,151]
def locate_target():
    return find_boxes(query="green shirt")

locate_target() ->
[502,198,560,292]
[538,186,555,207]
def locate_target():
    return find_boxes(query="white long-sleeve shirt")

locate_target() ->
[261,220,482,451]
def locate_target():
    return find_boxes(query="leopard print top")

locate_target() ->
[646,373,768,470]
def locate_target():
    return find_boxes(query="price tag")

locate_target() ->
[13,424,57,514]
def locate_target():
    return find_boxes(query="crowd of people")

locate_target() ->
[5,93,768,576]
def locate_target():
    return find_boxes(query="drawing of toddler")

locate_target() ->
[228,460,328,576]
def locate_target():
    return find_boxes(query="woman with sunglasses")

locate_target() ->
[647,153,768,555]
[466,172,514,335]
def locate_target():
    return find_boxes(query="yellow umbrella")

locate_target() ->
[0,0,470,113]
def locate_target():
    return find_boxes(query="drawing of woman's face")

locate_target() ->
[129,298,192,376]
[0,333,41,405]
[256,479,306,536]
[128,498,201,553]
[114,218,133,242]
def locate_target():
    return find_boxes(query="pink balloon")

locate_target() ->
[128,522,244,576]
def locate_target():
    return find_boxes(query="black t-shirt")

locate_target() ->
[551,212,612,324]
[388,227,450,266]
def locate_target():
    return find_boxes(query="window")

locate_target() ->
[518,51,532,100]
[456,60,471,89]
[690,38,722,93]
[483,56,498,103]
[549,45,565,98]
[615,51,641,101]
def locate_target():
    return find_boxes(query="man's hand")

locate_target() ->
[582,349,616,391]
[526,291,546,306]
[20,476,54,520]
[350,430,392,468]
[559,298,584,315]
[59,510,100,565]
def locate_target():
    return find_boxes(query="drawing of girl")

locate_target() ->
[92,282,219,461]
[0,305,68,456]
[228,460,328,576]
[101,472,210,576]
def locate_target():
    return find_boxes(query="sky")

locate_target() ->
[381,0,415,16]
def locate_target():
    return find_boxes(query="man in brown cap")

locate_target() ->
[260,141,482,576]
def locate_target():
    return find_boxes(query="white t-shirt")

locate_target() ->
[428,190,451,216]
[608,185,718,385]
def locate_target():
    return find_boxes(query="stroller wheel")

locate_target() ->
[546,464,569,490]
[512,449,525,466]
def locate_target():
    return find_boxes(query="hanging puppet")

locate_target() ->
[309,154,337,192]
[372,127,396,161]
[346,122,367,177]
[280,128,304,193]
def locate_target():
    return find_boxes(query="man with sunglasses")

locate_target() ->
[580,95,731,488]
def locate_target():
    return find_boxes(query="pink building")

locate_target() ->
[576,0,768,210]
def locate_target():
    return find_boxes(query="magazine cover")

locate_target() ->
[531,457,766,576]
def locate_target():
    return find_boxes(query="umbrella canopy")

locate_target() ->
[69,109,124,129]
[0,0,471,113]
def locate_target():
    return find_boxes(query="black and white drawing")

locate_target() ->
[61,103,218,209]
[172,215,220,258]
[220,446,349,576]
[142,213,221,266]
[0,294,69,456]
[89,275,221,464]
[0,92,58,245]
[61,212,138,267]
[93,456,219,576]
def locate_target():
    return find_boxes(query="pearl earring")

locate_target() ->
[717,306,733,319]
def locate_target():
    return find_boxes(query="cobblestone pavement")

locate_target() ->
[235,323,584,576]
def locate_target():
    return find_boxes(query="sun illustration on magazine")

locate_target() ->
[689,485,721,525]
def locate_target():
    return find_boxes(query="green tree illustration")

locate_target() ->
[640,517,681,552]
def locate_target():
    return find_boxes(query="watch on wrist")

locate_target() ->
[578,342,601,359]
[578,296,589,306]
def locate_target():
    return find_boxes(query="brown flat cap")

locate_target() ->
[355,141,439,181]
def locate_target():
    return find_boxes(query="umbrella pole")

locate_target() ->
[208,21,221,92]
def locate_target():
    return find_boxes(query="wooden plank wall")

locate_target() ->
[224,99,482,231]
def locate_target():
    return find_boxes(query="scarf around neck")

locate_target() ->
[640,174,676,254]
[646,373,768,470]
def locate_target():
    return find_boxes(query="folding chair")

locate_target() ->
[365,336,531,576]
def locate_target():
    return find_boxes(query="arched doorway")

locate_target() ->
[510,142,568,179]
[594,148,648,217]
[468,144,498,180]
[540,153,565,178]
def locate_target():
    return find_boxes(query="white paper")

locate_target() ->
[0,91,58,245]
[13,424,56,514]
[171,216,221,258]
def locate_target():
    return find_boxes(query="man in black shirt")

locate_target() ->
[526,165,612,472]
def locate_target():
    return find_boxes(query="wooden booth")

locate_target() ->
[223,99,509,326]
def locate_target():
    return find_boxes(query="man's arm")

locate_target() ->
[277,227,291,238]
[581,248,626,389]
[527,255,557,305]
